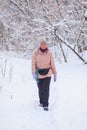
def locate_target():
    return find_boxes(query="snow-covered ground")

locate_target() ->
[0,51,87,130]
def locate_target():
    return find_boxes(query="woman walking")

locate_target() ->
[32,41,57,111]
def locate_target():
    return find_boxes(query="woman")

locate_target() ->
[32,41,57,111]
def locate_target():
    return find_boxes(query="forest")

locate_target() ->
[0,0,87,62]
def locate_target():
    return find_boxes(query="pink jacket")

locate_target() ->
[32,48,57,79]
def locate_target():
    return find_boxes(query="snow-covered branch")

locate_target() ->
[10,0,26,15]
[54,26,86,63]
[73,0,86,11]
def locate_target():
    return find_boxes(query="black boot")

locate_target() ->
[44,106,48,111]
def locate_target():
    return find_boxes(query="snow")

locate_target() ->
[0,51,87,130]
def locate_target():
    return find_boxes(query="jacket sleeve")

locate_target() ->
[32,51,37,74]
[50,52,57,74]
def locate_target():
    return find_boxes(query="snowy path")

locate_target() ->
[0,103,58,130]
[57,63,87,130]
[0,56,87,130]
[0,57,58,130]
[0,84,58,130]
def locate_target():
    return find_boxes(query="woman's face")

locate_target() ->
[40,42,47,49]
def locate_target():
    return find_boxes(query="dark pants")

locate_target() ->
[38,77,51,107]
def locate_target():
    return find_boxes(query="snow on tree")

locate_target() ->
[0,0,87,61]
